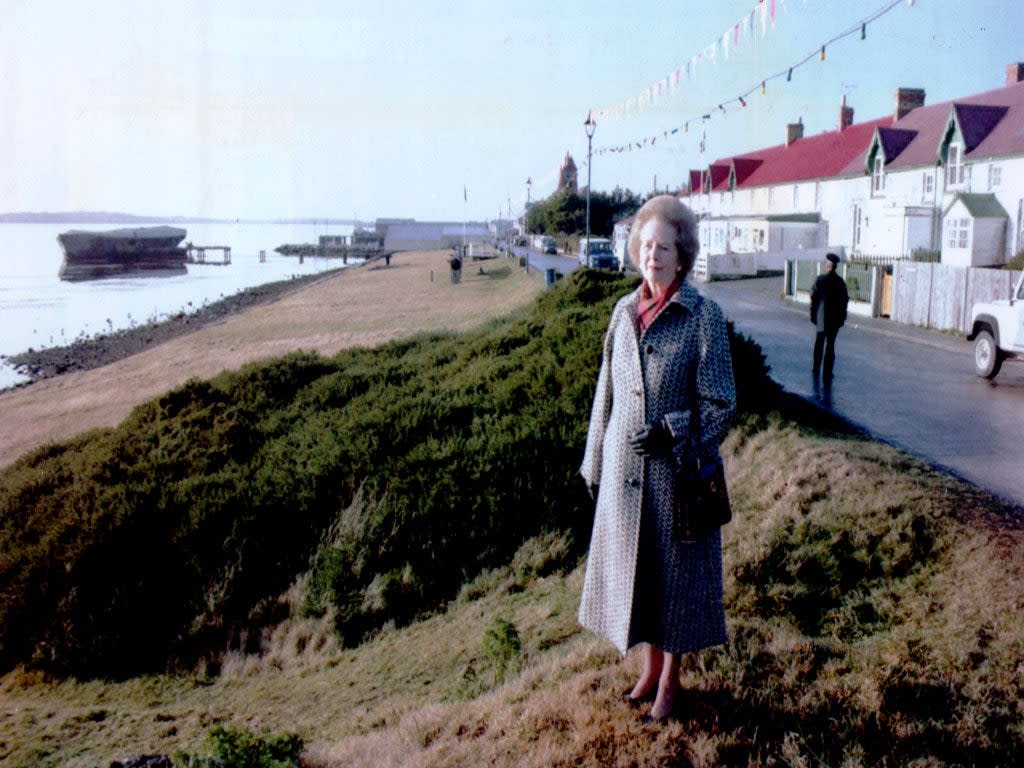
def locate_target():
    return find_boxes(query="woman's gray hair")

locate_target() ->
[626,195,700,276]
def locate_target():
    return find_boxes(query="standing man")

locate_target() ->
[810,252,849,382]
[449,248,463,284]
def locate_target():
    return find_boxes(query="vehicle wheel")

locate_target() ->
[973,330,1004,379]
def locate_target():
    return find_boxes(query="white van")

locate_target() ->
[578,237,617,269]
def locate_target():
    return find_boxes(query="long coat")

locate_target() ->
[578,280,736,656]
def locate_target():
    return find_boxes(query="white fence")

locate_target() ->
[891,262,1022,333]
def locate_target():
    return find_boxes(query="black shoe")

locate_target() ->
[621,688,656,705]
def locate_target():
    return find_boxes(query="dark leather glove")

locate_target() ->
[628,420,672,457]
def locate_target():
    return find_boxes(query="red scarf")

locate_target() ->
[637,277,681,333]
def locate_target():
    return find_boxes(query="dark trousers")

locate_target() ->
[813,328,840,380]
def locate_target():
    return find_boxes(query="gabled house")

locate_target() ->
[841,64,1024,264]
[687,101,891,273]
[681,62,1024,281]
[942,193,1009,267]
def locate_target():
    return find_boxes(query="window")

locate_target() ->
[793,185,799,207]
[922,172,934,199]
[768,188,775,207]
[946,217,970,249]
[852,205,863,250]
[988,164,1002,190]
[814,182,821,210]
[871,156,885,194]
[946,143,965,187]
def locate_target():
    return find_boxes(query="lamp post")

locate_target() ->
[525,177,532,273]
[525,177,532,234]
[584,111,596,261]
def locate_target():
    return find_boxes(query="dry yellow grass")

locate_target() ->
[0,252,542,468]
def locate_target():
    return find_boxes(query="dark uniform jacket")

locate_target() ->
[810,270,849,332]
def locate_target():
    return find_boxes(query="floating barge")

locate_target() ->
[57,226,188,281]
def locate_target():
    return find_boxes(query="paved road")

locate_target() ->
[700,277,1024,509]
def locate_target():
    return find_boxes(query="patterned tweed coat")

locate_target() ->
[578,279,736,655]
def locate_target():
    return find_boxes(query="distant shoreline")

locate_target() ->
[2,267,350,386]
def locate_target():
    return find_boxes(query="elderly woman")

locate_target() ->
[578,195,736,722]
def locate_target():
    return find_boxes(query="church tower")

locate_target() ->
[558,152,578,194]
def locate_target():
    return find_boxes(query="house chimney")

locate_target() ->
[894,87,925,120]
[839,95,854,131]
[786,118,804,146]
[1007,62,1024,85]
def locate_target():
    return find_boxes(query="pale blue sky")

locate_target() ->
[1,0,1019,221]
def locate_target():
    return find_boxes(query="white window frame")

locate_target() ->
[988,164,1002,190]
[946,217,970,249]
[946,143,965,188]
[871,156,886,194]
[922,171,934,200]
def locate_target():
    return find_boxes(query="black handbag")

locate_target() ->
[672,454,731,542]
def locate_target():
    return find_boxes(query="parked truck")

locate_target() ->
[531,234,557,254]
[966,270,1024,379]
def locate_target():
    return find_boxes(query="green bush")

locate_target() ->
[0,269,775,677]
[1007,249,1024,270]
[174,725,303,768]
[482,617,522,685]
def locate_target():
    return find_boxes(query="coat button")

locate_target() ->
[628,477,640,488]
[645,344,654,354]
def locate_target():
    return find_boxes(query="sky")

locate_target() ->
[1,0,1020,222]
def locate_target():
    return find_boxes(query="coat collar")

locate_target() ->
[625,277,701,317]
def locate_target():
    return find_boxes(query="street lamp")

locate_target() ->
[525,177,532,235]
[525,177,532,274]
[584,111,596,260]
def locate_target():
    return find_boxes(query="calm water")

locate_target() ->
[0,221,356,389]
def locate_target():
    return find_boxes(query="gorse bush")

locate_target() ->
[174,725,303,768]
[0,269,773,678]
[482,617,522,686]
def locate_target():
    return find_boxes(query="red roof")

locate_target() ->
[707,164,731,191]
[701,115,890,190]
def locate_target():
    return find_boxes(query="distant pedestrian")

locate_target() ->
[449,252,462,284]
[810,252,849,382]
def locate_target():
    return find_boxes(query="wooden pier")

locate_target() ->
[186,244,232,265]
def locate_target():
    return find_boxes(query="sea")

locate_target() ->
[0,221,356,390]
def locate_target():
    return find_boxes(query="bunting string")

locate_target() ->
[585,0,914,160]
[592,0,781,122]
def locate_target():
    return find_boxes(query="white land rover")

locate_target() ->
[967,270,1024,379]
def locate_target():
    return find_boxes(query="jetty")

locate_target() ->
[186,244,232,265]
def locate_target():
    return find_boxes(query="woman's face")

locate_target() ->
[637,217,680,291]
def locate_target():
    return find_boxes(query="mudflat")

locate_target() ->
[0,250,542,468]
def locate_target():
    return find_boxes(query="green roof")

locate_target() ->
[944,193,1008,219]
[764,213,821,223]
